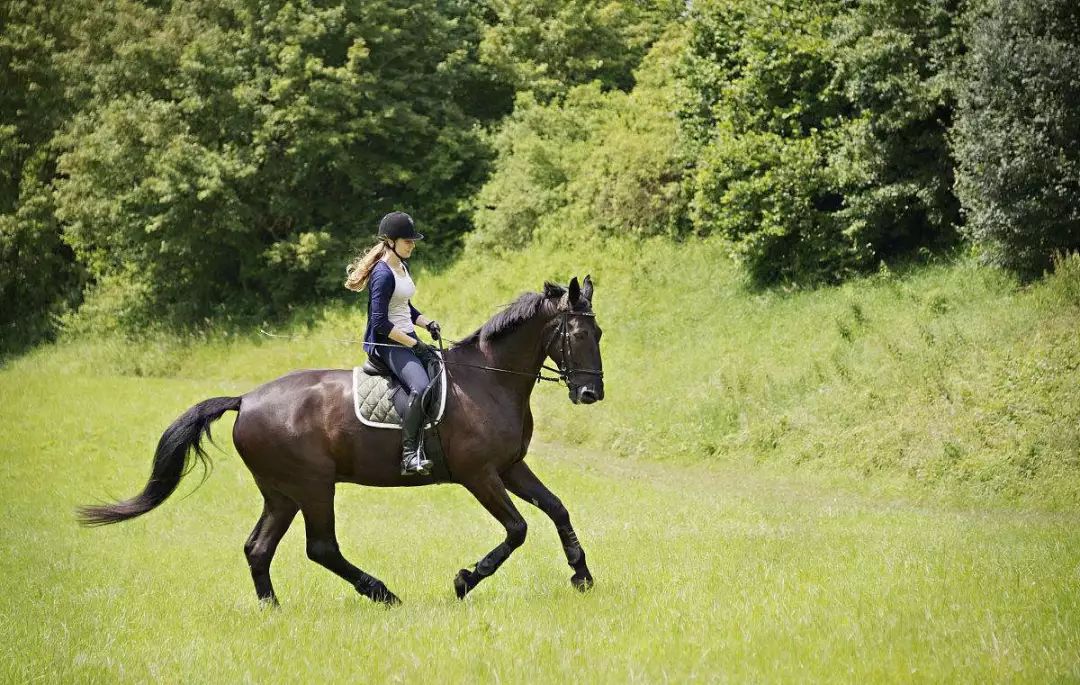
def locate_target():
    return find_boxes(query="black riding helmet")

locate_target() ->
[378,211,424,241]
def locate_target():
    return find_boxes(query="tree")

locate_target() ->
[478,0,680,101]
[679,0,852,285]
[679,0,968,286]
[0,1,86,351]
[830,0,965,260]
[952,0,1080,278]
[469,27,690,251]
[52,0,494,327]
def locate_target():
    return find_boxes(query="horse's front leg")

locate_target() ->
[503,460,594,591]
[454,469,528,599]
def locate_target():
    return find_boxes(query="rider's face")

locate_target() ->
[394,239,416,258]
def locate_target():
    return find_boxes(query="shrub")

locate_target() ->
[680,0,967,286]
[469,28,690,251]
[952,0,1080,279]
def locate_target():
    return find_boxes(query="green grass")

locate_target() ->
[2,369,1079,682]
[9,237,1080,507]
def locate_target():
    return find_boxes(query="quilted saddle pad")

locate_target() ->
[351,354,447,430]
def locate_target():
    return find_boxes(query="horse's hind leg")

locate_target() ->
[503,461,594,591]
[298,489,400,606]
[244,486,299,606]
[454,470,528,599]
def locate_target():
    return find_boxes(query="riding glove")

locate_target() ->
[412,340,437,364]
[425,320,442,341]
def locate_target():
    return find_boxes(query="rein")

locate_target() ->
[258,309,604,387]
[439,310,603,386]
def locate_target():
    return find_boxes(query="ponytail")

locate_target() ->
[344,240,390,292]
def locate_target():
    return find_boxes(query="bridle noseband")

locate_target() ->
[540,309,604,387]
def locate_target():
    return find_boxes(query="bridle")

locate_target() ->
[437,308,604,386]
[538,309,604,387]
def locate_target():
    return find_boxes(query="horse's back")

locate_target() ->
[233,369,356,486]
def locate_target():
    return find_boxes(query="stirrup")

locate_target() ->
[401,449,433,476]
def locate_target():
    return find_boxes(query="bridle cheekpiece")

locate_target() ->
[540,307,604,386]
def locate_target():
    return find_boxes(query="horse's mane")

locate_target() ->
[452,283,564,348]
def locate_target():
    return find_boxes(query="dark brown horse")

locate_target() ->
[79,276,604,605]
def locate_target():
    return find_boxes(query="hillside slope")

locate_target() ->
[10,237,1080,507]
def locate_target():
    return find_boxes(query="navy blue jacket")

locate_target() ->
[363,260,422,356]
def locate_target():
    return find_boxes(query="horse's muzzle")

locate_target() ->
[572,385,603,404]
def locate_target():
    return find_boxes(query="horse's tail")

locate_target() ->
[77,396,242,526]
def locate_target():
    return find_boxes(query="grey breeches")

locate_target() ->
[376,344,432,416]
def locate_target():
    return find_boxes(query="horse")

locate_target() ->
[78,276,605,606]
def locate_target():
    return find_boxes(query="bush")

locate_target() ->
[50,0,493,330]
[830,0,964,259]
[469,28,690,251]
[0,1,84,352]
[679,0,851,284]
[478,0,680,101]
[691,128,859,285]
[952,0,1080,279]
[680,0,966,286]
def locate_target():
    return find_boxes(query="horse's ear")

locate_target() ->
[582,274,593,303]
[568,277,581,305]
[543,281,564,299]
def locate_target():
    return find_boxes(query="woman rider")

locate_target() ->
[344,211,442,475]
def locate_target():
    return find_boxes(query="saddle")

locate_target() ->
[352,351,450,481]
[352,351,447,430]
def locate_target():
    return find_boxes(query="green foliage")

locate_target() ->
[680,0,851,284]
[0,1,85,352]
[478,0,680,101]
[567,28,691,240]
[470,28,690,251]
[0,155,82,351]
[952,0,1080,278]
[691,128,853,284]
[830,0,964,258]
[680,0,966,286]
[4,0,1078,348]
[46,0,495,330]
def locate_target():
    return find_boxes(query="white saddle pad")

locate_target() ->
[351,353,447,430]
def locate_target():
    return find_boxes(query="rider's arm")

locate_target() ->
[368,266,395,339]
[410,302,427,328]
[388,328,420,347]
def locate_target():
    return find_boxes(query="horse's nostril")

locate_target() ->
[580,388,597,402]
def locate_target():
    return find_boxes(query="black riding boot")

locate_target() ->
[401,389,433,475]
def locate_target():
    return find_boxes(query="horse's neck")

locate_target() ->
[454,313,553,401]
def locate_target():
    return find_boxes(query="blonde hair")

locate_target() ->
[344,240,391,292]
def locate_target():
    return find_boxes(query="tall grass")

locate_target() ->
[1,371,1078,682]
[3,242,1079,681]
[9,238,1080,508]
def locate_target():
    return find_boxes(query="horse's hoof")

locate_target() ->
[571,572,594,592]
[258,596,280,609]
[454,569,478,599]
[368,582,401,606]
[378,591,402,606]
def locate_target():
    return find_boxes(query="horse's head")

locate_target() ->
[542,275,605,405]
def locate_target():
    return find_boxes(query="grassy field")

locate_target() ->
[4,239,1080,681]
[2,363,1079,682]
[13,237,1080,507]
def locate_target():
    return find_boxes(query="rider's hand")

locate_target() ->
[412,340,436,363]
[425,320,442,341]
